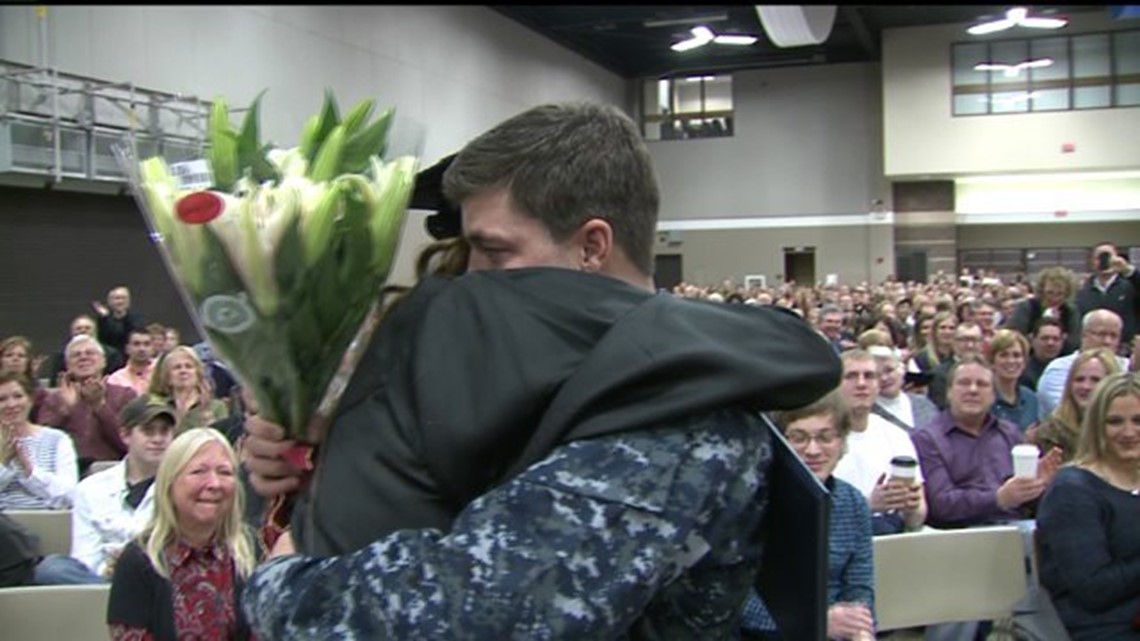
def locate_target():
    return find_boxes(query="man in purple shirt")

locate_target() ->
[912,354,1062,530]
[913,355,1064,641]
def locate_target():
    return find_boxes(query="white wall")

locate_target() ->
[882,11,1140,178]
[0,4,627,284]
[649,62,887,221]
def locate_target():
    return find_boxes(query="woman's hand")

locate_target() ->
[243,415,303,497]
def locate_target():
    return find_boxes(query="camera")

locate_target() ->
[1097,251,1114,272]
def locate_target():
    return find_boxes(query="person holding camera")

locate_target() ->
[1076,242,1140,351]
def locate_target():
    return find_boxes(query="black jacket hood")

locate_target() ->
[335,267,841,509]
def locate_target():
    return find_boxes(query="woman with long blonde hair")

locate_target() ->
[1027,347,1122,463]
[908,310,956,373]
[1036,372,1140,639]
[107,427,255,640]
[149,345,229,432]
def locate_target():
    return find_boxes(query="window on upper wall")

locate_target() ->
[951,29,1140,116]
[641,74,734,141]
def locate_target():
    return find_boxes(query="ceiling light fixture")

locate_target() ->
[974,57,1054,77]
[967,7,1068,35]
[671,26,758,52]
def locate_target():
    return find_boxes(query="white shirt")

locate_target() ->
[834,413,925,500]
[1037,351,1129,417]
[70,459,156,577]
[0,426,78,510]
[875,393,914,429]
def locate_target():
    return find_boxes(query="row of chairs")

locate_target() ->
[2,514,1062,640]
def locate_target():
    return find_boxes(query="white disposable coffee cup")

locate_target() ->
[889,455,918,484]
[1012,444,1039,479]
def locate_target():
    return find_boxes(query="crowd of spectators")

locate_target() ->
[676,242,1140,640]
[0,239,1137,640]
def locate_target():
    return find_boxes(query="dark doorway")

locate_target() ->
[654,254,682,293]
[896,250,928,284]
[783,247,816,287]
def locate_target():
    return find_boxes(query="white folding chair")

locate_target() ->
[5,509,72,556]
[873,525,1028,631]
[0,584,111,641]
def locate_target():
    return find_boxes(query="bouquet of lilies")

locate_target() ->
[117,91,418,448]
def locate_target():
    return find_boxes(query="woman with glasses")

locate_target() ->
[740,390,875,641]
[1036,372,1140,640]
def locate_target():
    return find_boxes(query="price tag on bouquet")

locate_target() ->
[169,159,214,191]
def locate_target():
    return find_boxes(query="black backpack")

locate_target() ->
[0,512,42,587]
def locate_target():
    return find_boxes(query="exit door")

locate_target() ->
[783,247,816,286]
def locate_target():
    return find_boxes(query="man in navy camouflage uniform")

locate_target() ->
[242,102,841,639]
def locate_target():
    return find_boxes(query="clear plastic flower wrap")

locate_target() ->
[114,91,419,543]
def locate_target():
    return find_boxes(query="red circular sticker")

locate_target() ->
[176,191,224,224]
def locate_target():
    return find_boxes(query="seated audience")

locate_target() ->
[835,349,927,535]
[1,335,48,419]
[106,328,156,396]
[150,346,229,433]
[740,391,875,641]
[1003,266,1080,357]
[1038,309,1128,417]
[913,355,1063,641]
[147,323,170,360]
[33,394,175,584]
[1027,347,1122,464]
[43,314,125,383]
[1022,317,1067,390]
[907,310,956,375]
[193,342,238,403]
[860,331,938,432]
[988,329,1040,433]
[927,321,985,410]
[1036,372,1140,641]
[0,372,78,509]
[38,335,137,476]
[913,355,1062,529]
[107,427,255,640]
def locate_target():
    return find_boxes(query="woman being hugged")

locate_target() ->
[149,346,229,433]
[1036,372,1140,640]
[107,427,255,640]
[0,372,78,509]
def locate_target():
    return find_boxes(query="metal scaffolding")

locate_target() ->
[0,58,221,186]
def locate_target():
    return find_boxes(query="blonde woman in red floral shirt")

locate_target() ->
[107,427,255,640]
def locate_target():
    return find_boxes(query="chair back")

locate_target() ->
[5,509,72,556]
[87,460,119,476]
[874,525,1027,630]
[0,584,111,640]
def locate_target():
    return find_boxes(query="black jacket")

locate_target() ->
[1004,298,1079,356]
[1076,269,1140,346]
[293,267,841,556]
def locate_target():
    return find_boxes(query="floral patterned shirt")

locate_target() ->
[108,539,250,641]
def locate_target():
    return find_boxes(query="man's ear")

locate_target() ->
[576,218,613,273]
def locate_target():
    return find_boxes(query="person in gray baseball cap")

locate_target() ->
[32,393,175,585]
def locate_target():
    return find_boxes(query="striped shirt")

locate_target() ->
[0,426,79,510]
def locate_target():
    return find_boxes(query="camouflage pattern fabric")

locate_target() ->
[242,408,772,640]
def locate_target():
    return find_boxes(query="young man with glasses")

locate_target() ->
[741,391,875,641]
